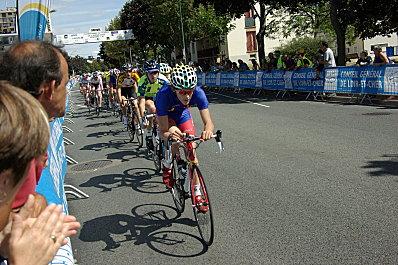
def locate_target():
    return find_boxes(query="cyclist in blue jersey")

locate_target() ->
[156,64,214,211]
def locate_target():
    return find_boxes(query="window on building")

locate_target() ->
[246,31,257,53]
[244,9,254,18]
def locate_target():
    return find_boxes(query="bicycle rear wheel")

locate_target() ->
[171,158,186,214]
[191,166,214,246]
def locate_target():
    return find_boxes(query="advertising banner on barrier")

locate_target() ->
[198,65,398,95]
[18,0,50,41]
[197,72,205,86]
[205,72,217,87]
[35,80,75,265]
[262,70,285,90]
[219,72,237,88]
[239,71,257,88]
[384,66,398,95]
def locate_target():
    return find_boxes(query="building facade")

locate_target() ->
[0,7,17,35]
[0,7,18,53]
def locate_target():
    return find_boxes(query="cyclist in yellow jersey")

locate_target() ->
[117,66,140,127]
[137,60,169,150]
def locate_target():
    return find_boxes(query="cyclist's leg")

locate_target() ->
[145,99,156,131]
[96,86,102,108]
[109,83,114,108]
[84,84,90,104]
[177,119,200,186]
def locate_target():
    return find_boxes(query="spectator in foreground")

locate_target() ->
[238,59,249,71]
[0,40,69,216]
[356,51,372,66]
[372,47,390,66]
[0,82,80,265]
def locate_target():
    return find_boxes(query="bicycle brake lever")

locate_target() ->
[214,130,224,153]
[217,141,225,153]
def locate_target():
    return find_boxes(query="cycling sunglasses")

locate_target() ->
[177,90,193,96]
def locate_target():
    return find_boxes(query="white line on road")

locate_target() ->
[209,91,270,108]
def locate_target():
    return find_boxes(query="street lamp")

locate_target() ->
[178,0,186,64]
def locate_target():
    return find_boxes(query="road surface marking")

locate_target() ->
[209,92,270,108]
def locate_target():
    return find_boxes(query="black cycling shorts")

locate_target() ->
[121,87,135,99]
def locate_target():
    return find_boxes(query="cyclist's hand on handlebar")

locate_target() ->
[201,130,213,141]
[168,129,184,142]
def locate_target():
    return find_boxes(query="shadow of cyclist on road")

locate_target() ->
[79,203,202,255]
[79,168,166,194]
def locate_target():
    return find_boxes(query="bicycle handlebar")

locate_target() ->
[168,130,224,152]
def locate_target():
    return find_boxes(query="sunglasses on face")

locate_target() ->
[177,90,193,96]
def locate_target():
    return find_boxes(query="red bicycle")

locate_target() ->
[165,130,224,246]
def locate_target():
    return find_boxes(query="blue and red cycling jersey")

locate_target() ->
[155,84,209,125]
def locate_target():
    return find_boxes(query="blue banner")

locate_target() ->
[261,70,285,90]
[238,71,257,88]
[205,72,217,87]
[18,0,50,41]
[35,80,75,265]
[219,72,238,88]
[199,65,398,95]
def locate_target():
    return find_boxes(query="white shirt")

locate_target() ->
[324,48,336,67]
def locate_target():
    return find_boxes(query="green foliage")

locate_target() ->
[188,4,235,44]
[113,0,235,62]
[67,55,91,74]
[278,37,323,62]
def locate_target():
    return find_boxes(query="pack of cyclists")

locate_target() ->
[78,61,214,212]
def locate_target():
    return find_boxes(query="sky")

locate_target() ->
[1,0,128,57]
[51,0,128,57]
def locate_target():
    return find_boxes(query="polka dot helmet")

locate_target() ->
[159,63,172,74]
[171,64,197,90]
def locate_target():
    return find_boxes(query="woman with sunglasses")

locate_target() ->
[155,64,214,210]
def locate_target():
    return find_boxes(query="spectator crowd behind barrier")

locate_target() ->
[35,79,77,265]
[197,65,398,97]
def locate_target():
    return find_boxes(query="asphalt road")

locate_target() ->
[65,88,398,265]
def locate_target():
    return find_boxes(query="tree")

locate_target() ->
[196,0,398,67]
[67,55,91,74]
[278,37,323,62]
[277,2,332,39]
[195,0,285,68]
[352,0,398,39]
[119,0,234,63]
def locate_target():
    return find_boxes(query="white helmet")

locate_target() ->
[170,64,197,90]
[159,63,172,74]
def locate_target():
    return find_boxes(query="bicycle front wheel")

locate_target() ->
[191,166,214,246]
[127,113,136,142]
[133,112,143,148]
[152,133,162,173]
[171,158,186,214]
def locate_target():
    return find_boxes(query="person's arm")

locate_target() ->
[380,52,389,64]
[199,108,214,141]
[138,97,146,118]
[99,77,103,90]
[158,115,183,141]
